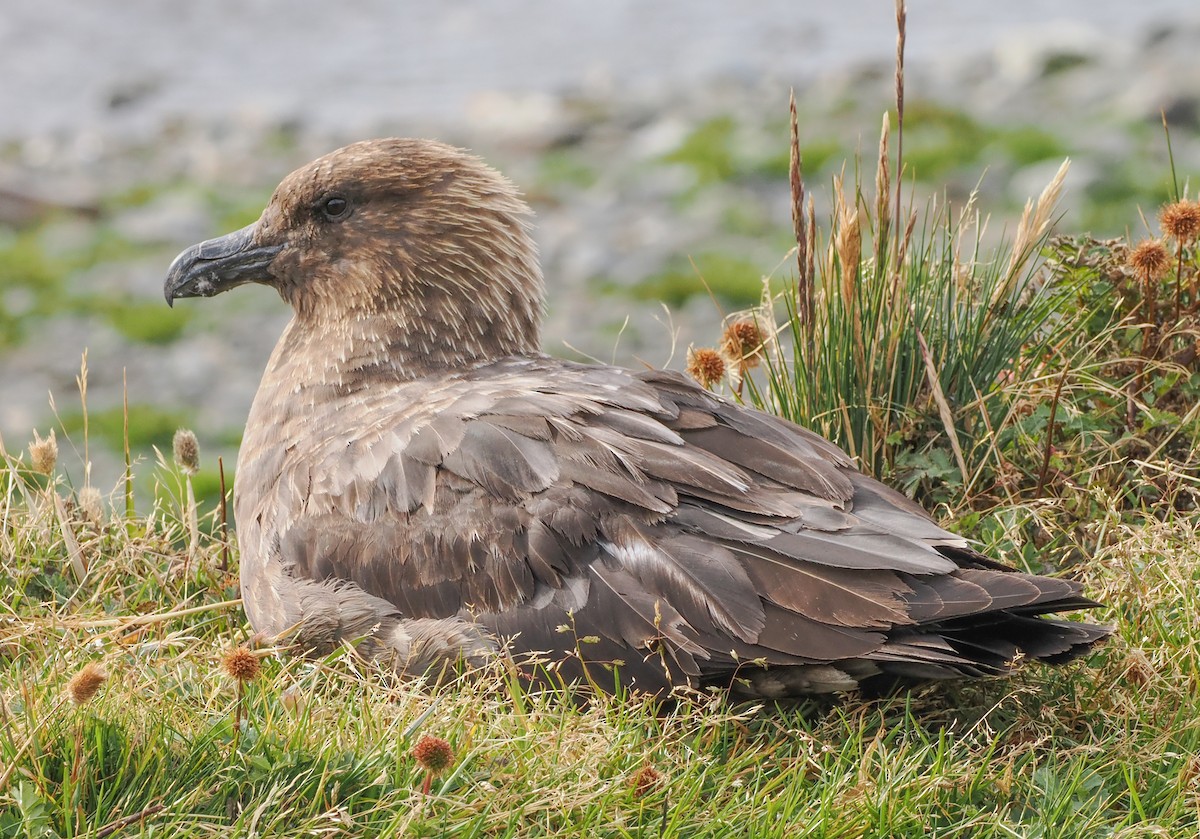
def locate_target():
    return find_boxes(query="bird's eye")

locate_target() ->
[318,195,351,222]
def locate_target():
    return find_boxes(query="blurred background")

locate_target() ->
[2,0,1198,497]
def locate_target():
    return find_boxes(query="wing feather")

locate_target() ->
[246,355,1107,696]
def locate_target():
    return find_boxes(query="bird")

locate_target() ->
[163,138,1109,698]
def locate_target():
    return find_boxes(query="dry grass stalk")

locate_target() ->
[825,175,845,288]
[836,202,862,307]
[77,351,90,486]
[912,304,969,481]
[1034,360,1072,497]
[218,455,231,573]
[952,189,982,294]
[1002,159,1069,296]
[874,112,892,268]
[805,196,817,298]
[94,804,167,839]
[889,211,918,312]
[53,491,88,582]
[37,598,243,633]
[123,369,134,521]
[173,429,201,569]
[789,90,811,327]
[892,0,907,263]
[836,199,866,386]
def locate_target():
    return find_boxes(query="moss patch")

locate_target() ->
[630,252,771,307]
[96,298,192,344]
[58,403,189,453]
[0,221,153,346]
[900,102,1067,181]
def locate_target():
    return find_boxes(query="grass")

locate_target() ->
[1,448,1197,835]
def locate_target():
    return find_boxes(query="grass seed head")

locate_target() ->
[28,429,58,475]
[631,764,663,798]
[222,645,261,683]
[686,347,726,390]
[78,486,104,525]
[412,734,454,774]
[1160,199,1200,245]
[720,318,766,373]
[67,662,107,705]
[1128,238,1171,281]
[173,428,200,475]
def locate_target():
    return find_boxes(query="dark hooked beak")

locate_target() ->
[163,223,283,307]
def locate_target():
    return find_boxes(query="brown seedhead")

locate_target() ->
[222,646,261,683]
[1128,239,1171,281]
[631,764,663,798]
[685,347,726,390]
[28,429,57,475]
[67,662,107,705]
[721,318,766,373]
[173,428,200,475]
[412,734,455,774]
[1160,199,1200,245]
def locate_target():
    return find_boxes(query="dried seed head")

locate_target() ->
[1160,199,1200,245]
[78,486,104,525]
[685,347,726,390]
[280,686,307,717]
[1122,649,1156,688]
[173,429,200,475]
[720,318,766,373]
[28,429,58,476]
[412,735,454,774]
[67,662,107,705]
[1127,238,1171,281]
[631,764,663,798]
[221,645,261,683]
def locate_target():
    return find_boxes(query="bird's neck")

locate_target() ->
[269,300,541,389]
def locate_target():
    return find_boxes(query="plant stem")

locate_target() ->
[218,456,230,573]
[1035,361,1070,498]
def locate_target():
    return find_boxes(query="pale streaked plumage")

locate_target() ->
[163,138,1108,697]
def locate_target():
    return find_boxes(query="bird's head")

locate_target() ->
[164,138,544,367]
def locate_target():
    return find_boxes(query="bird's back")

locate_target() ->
[234,348,1108,696]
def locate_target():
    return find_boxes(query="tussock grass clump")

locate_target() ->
[688,7,1200,532]
[743,93,1078,506]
